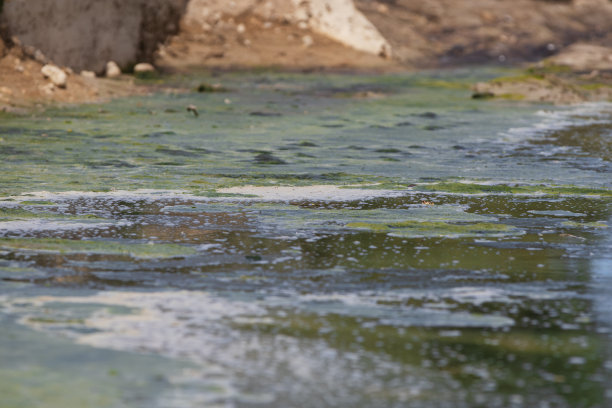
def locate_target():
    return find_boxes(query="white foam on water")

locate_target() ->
[3,185,407,204]
[4,290,441,406]
[213,185,407,201]
[0,218,127,232]
[499,102,612,144]
[4,189,194,202]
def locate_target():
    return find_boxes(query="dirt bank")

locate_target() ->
[159,0,612,71]
[1,0,611,109]
[0,37,146,113]
[472,43,612,104]
[357,0,612,67]
[156,14,397,73]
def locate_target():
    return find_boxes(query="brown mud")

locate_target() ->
[0,0,611,109]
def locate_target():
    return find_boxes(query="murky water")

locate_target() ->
[1,70,611,407]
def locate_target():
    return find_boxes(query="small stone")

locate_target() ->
[186,104,199,117]
[80,70,96,79]
[302,35,314,48]
[40,83,55,95]
[41,64,67,88]
[376,4,389,13]
[134,62,156,73]
[23,45,36,57]
[106,61,121,78]
[236,23,246,34]
[33,49,48,64]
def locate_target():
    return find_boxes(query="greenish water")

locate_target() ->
[0,69,611,407]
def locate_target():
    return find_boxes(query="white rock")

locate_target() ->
[41,64,67,88]
[106,61,121,78]
[300,0,392,57]
[80,70,96,79]
[133,62,156,73]
[182,0,392,57]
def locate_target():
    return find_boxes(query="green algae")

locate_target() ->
[530,122,612,162]
[0,238,198,259]
[0,207,51,219]
[419,182,612,197]
[562,221,609,229]
[19,200,58,206]
[497,93,526,101]
[201,172,395,189]
[253,203,505,238]
[1,69,612,408]
[0,69,606,198]
[490,73,547,84]
[160,200,507,239]
[0,206,104,222]
[192,190,257,198]
[347,220,513,237]
[0,69,543,196]
[579,83,610,91]
[27,317,86,325]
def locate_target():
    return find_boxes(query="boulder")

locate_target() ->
[41,64,67,88]
[106,61,121,77]
[182,0,391,57]
[80,70,96,78]
[297,0,391,57]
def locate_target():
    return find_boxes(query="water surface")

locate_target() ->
[1,69,611,407]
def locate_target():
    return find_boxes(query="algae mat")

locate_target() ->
[0,70,611,408]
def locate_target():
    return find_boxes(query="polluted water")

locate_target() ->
[0,69,611,408]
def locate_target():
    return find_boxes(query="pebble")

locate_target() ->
[41,64,67,88]
[134,62,156,73]
[106,61,121,78]
[80,70,96,79]
[40,83,55,95]
[186,104,199,117]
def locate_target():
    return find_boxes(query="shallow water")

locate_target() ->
[1,69,611,407]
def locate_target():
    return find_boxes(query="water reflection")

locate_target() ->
[0,190,610,407]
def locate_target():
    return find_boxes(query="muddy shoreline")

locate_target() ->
[1,0,611,110]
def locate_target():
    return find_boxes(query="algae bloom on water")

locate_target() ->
[0,72,611,408]
[0,238,198,259]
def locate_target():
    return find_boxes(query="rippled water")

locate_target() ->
[0,70,611,407]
